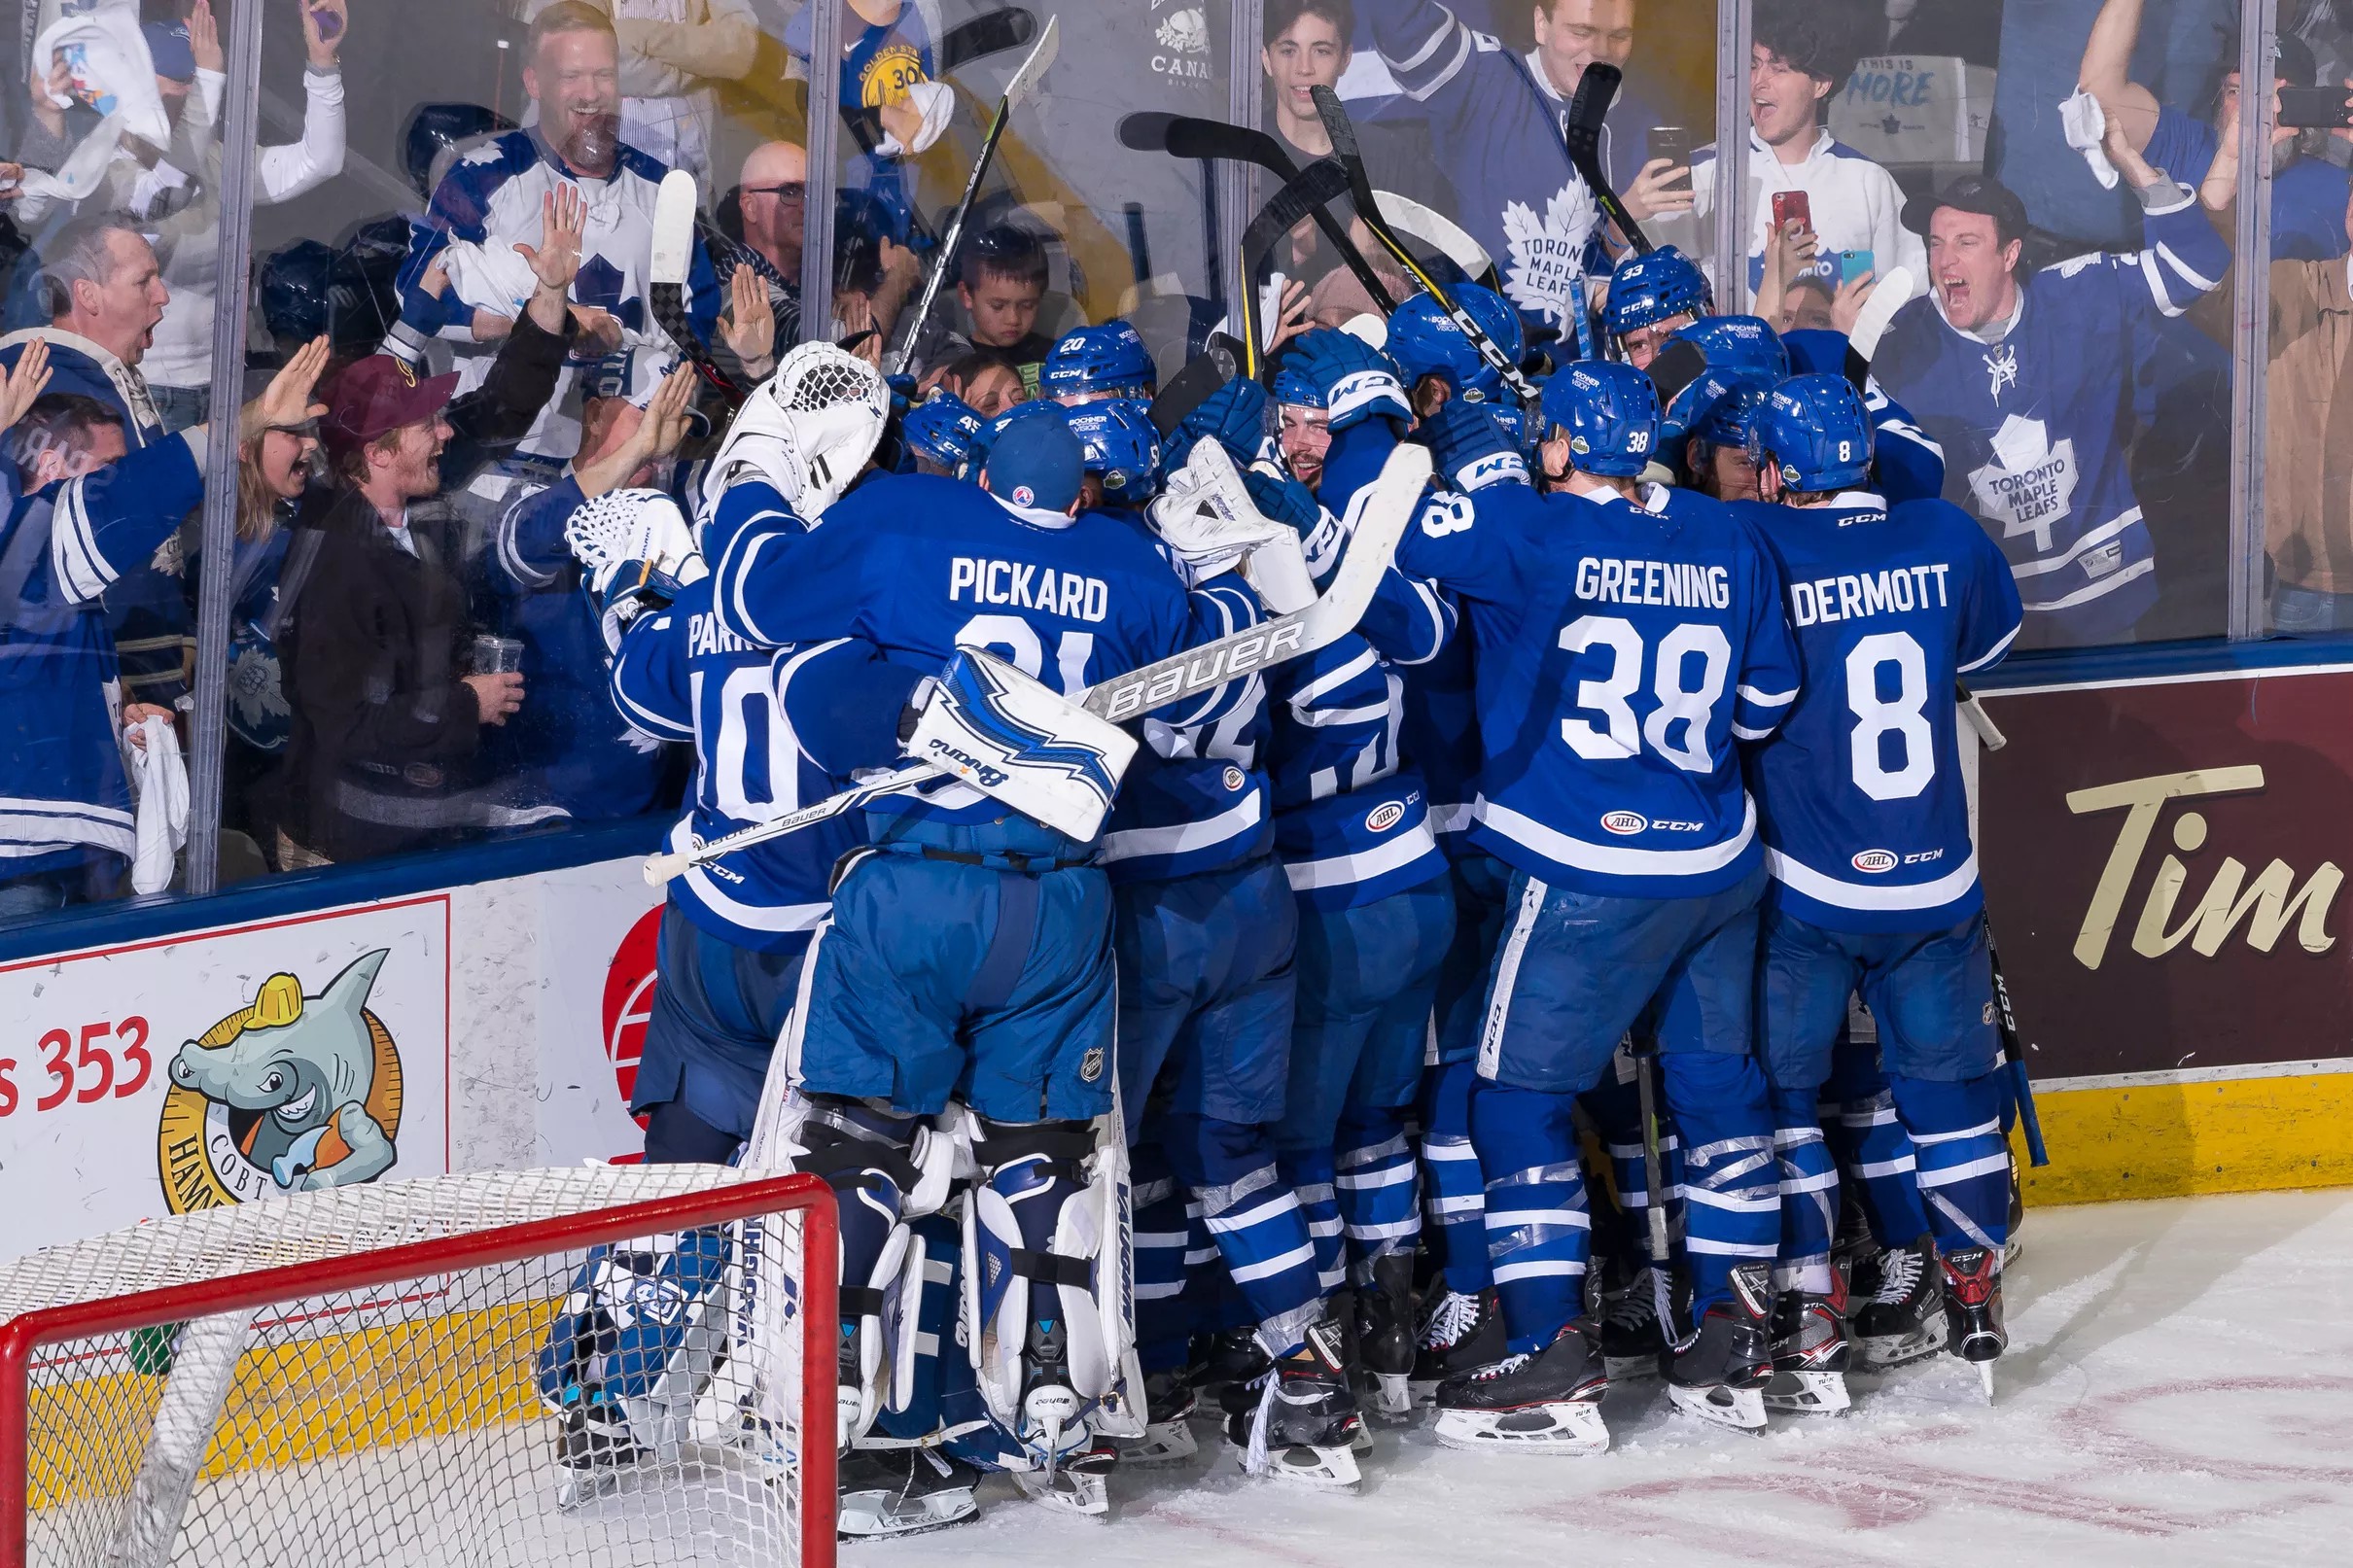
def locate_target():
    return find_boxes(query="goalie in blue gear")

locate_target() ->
[1603,245,1711,368]
[1732,374,2024,1406]
[1040,320,1159,405]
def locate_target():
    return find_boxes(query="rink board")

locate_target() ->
[1976,657,2353,1204]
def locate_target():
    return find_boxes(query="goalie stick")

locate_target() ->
[1117,112,1400,315]
[1309,86,1538,401]
[643,440,1437,882]
[1955,686,2051,1169]
[885,16,1060,375]
[650,169,740,400]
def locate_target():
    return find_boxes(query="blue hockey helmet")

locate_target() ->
[1385,283,1526,404]
[1039,320,1158,403]
[1671,314,1789,383]
[1272,364,1326,410]
[1066,397,1165,504]
[1660,368,1773,476]
[1603,245,1712,339]
[903,391,984,471]
[1752,373,1873,493]
[1538,360,1661,478]
[961,399,1066,482]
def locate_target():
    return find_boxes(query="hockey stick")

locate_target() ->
[1955,684,2051,1168]
[1630,1036,1682,1334]
[650,169,740,399]
[885,16,1060,375]
[1117,113,1400,315]
[1236,158,1356,378]
[1309,86,1538,401]
[1147,331,1245,438]
[644,441,1436,882]
[1372,189,1499,291]
[937,5,1036,73]
[1561,62,1652,257]
[1841,264,1917,392]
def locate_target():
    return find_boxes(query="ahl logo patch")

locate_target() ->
[1010,484,1036,507]
[1223,765,1247,791]
[1079,1046,1106,1083]
[1600,810,1648,836]
[1983,1001,1999,1026]
[1365,801,1406,833]
[1851,850,1899,874]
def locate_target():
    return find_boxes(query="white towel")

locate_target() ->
[33,7,173,151]
[439,239,542,321]
[127,714,188,894]
[2062,87,2121,191]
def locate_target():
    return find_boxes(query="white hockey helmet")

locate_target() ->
[707,341,890,523]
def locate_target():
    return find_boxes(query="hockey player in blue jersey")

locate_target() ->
[1041,323,1160,407]
[1778,329,1946,505]
[1387,285,1528,434]
[1734,375,2023,1402]
[1873,137,2226,647]
[902,391,983,476]
[1603,244,1710,368]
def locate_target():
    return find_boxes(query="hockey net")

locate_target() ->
[0,1167,836,1568]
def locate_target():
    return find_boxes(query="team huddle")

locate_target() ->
[536,238,2028,1536]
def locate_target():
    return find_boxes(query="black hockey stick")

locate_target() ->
[1147,332,1245,439]
[885,16,1060,375]
[1236,157,1356,379]
[1118,112,1400,315]
[937,5,1036,73]
[1955,683,2051,1168]
[1309,86,1537,401]
[1561,62,1652,257]
[650,169,742,401]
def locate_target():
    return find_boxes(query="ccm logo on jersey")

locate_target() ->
[948,557,1110,622]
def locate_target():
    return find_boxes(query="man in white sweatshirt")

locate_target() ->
[1692,0,1923,310]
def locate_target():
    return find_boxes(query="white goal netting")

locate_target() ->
[0,1167,827,1568]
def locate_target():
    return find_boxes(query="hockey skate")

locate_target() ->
[1119,1368,1199,1465]
[1355,1253,1419,1419]
[837,1446,981,1539]
[1410,1286,1507,1401]
[1193,1325,1275,1409]
[1940,1246,2006,1401]
[1223,1316,1365,1491]
[552,1394,647,1510]
[1853,1238,1944,1371]
[1009,1440,1118,1518]
[1762,1282,1851,1415]
[1005,1315,1111,1517]
[1594,1263,1664,1382]
[1665,1264,1774,1433]
[1431,1321,1610,1456]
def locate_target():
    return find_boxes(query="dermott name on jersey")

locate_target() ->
[687,611,756,659]
[1574,556,1732,610]
[1787,563,1953,628]
[948,556,1110,623]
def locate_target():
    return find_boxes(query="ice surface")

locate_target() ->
[853,1188,2353,1567]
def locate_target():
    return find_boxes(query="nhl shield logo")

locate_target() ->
[1079,1046,1106,1083]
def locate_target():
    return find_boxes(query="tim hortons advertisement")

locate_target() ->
[1977,667,2353,1083]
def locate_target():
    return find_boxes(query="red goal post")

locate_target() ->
[0,1167,837,1568]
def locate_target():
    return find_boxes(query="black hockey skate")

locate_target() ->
[1853,1237,1944,1371]
[1355,1253,1419,1419]
[1594,1261,1664,1382]
[1411,1285,1508,1399]
[1763,1280,1851,1415]
[1665,1263,1774,1432]
[837,1446,981,1539]
[1193,1325,1275,1413]
[553,1393,647,1510]
[1940,1245,2006,1401]
[1223,1315,1365,1491]
[1432,1320,1609,1456]
[1120,1367,1199,1465]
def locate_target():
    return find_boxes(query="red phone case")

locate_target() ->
[1772,191,1812,232]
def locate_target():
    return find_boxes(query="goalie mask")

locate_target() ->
[709,342,890,523]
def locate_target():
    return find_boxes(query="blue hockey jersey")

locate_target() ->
[0,434,207,882]
[1872,189,2226,646]
[1267,632,1446,911]
[1734,492,2022,934]
[707,471,1243,849]
[1781,329,1947,505]
[609,483,856,954]
[1336,423,1801,898]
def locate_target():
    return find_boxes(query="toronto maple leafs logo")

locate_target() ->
[1502,181,1600,325]
[1965,413,2078,554]
[1983,343,2019,402]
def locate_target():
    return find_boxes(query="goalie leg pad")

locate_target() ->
[537,1229,735,1460]
[796,1096,926,1444]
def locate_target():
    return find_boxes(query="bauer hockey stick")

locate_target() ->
[885,16,1060,375]
[1560,62,1652,257]
[1236,158,1357,378]
[1309,86,1538,401]
[644,441,1437,882]
[650,170,741,400]
[1119,113,1400,316]
[1955,685,2051,1168]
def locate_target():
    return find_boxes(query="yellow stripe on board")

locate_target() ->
[2016,1070,2353,1206]
[27,1299,560,1515]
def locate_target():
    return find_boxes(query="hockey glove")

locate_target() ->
[1149,442,1297,584]
[566,487,708,595]
[1289,328,1411,436]
[1166,373,1271,472]
[1422,398,1529,493]
[580,562,689,657]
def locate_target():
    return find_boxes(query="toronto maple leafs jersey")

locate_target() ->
[1734,492,2023,934]
[1363,0,1621,330]
[396,129,720,461]
[1330,422,1802,898]
[1267,632,1446,911]
[1872,189,2226,646]
[708,471,1244,851]
[1,435,207,882]
[609,484,856,954]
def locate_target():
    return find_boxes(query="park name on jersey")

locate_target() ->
[1787,562,1955,628]
[949,557,1111,622]
[1573,556,1732,610]
[686,611,756,659]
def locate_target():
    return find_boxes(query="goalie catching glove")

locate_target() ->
[707,340,891,523]
[564,487,708,653]
[1147,440,1318,612]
